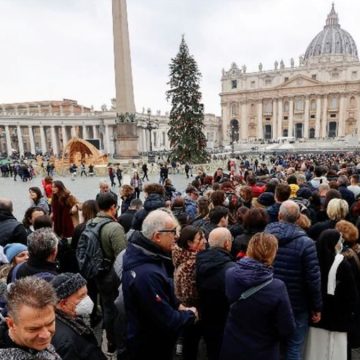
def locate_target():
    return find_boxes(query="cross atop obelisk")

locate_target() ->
[112,0,139,159]
[112,0,135,113]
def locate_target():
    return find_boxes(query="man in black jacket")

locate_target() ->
[117,198,142,234]
[51,272,106,360]
[196,227,235,360]
[0,198,27,246]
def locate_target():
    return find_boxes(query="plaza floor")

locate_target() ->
[0,171,192,221]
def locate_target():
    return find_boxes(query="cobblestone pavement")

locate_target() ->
[0,171,193,220]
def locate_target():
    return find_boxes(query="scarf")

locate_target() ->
[327,253,344,295]
[0,345,61,360]
[55,310,92,336]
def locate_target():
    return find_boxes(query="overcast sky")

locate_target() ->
[0,0,359,116]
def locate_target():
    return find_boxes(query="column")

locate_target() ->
[272,99,277,140]
[82,125,89,139]
[288,98,294,137]
[277,98,283,138]
[104,125,111,153]
[315,96,321,138]
[62,126,68,146]
[5,125,12,155]
[17,126,24,156]
[71,126,77,138]
[257,101,263,139]
[338,94,345,137]
[51,126,58,156]
[39,125,47,153]
[321,96,328,138]
[60,105,64,116]
[240,102,248,140]
[93,125,98,139]
[28,126,36,154]
[304,96,310,139]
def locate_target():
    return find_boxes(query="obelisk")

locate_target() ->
[112,0,139,159]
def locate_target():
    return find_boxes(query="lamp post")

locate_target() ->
[111,128,118,158]
[230,120,239,157]
[145,108,158,153]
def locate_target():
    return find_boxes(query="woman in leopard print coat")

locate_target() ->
[172,225,206,360]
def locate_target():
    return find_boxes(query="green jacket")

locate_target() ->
[93,212,126,260]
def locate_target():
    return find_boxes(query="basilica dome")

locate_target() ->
[304,4,358,63]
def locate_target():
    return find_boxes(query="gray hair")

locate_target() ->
[142,209,176,239]
[99,179,109,187]
[279,200,300,224]
[337,175,349,186]
[27,228,59,261]
[7,276,57,323]
[296,174,306,184]
[0,198,13,213]
[208,227,232,248]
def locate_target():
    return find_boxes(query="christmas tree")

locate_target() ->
[166,36,209,164]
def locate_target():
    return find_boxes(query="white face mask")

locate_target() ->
[75,295,94,316]
[223,198,230,207]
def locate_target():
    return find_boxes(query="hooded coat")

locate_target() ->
[196,248,235,360]
[131,193,165,230]
[122,230,195,360]
[220,257,295,360]
[265,221,322,315]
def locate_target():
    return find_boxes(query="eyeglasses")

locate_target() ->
[158,228,177,235]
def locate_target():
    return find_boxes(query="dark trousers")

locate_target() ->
[182,321,202,360]
[96,269,120,351]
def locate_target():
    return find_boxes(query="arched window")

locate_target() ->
[283,129,288,137]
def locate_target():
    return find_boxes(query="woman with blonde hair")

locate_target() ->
[220,232,295,360]
[308,198,349,241]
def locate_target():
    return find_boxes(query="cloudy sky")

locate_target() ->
[0,0,359,116]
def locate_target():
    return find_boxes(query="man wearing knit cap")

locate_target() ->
[51,272,106,360]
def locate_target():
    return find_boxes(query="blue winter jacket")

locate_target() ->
[122,231,195,360]
[265,221,322,314]
[220,257,295,360]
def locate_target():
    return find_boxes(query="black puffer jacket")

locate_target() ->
[196,247,235,357]
[0,210,27,246]
[265,221,322,314]
[131,193,165,230]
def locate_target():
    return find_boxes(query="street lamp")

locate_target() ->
[111,128,118,158]
[230,119,239,157]
[145,108,158,153]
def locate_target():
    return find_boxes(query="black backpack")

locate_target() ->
[76,218,113,279]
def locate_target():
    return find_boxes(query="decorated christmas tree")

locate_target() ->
[166,36,209,164]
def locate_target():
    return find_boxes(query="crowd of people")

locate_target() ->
[1,152,360,359]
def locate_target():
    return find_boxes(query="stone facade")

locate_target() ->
[220,5,360,143]
[0,100,221,157]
